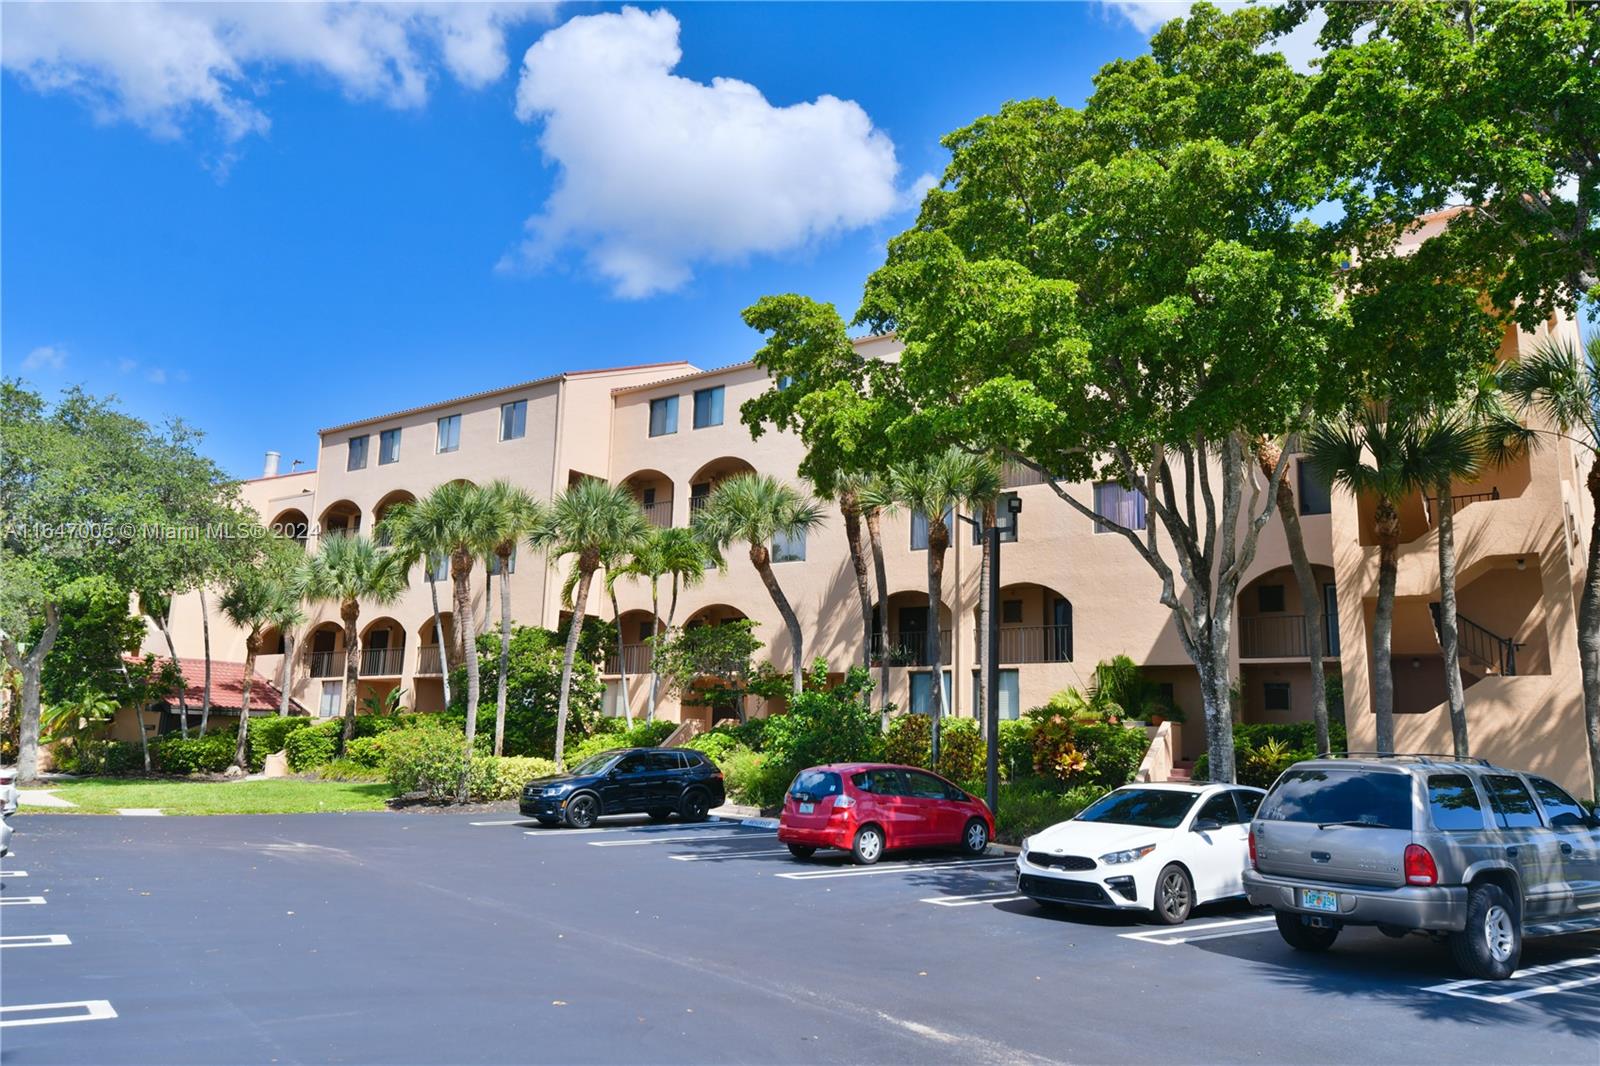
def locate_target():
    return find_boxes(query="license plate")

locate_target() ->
[1300,888,1339,912]
[799,802,814,814]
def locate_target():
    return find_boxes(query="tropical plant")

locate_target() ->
[300,533,407,747]
[650,618,763,722]
[219,568,305,768]
[856,475,896,724]
[361,687,408,718]
[538,478,650,767]
[693,472,825,696]
[612,526,711,721]
[481,480,545,755]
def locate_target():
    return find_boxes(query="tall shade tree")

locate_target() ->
[965,462,1005,742]
[540,479,650,766]
[301,533,407,746]
[219,568,305,769]
[482,480,544,756]
[138,591,190,737]
[885,450,1001,761]
[1503,335,1600,800]
[693,473,825,696]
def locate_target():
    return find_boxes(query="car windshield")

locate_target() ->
[1075,789,1197,829]
[1260,769,1413,829]
[570,752,621,776]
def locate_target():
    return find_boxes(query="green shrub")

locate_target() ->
[993,780,1104,845]
[284,720,341,772]
[473,756,560,801]
[343,735,385,770]
[381,727,466,802]
[563,733,630,768]
[760,667,881,796]
[997,719,1035,781]
[55,737,142,775]
[623,719,677,748]
[446,627,605,757]
[313,759,386,782]
[247,716,312,771]
[935,718,983,782]
[882,713,932,768]
[1072,722,1150,790]
[714,717,769,752]
[685,730,740,765]
[722,747,781,809]
[150,728,237,774]
[1026,704,1081,779]
[591,716,629,736]
[1193,721,1348,785]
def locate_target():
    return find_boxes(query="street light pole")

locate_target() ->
[962,496,1020,822]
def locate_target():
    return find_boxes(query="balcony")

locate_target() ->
[603,644,653,675]
[1239,615,1339,659]
[1423,488,1500,528]
[689,495,711,518]
[415,646,444,676]
[870,631,952,667]
[641,499,673,529]
[309,651,341,678]
[360,647,405,677]
[975,625,1074,665]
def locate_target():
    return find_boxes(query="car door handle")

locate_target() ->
[1504,847,1519,857]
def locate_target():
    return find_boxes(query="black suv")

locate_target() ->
[520,747,726,829]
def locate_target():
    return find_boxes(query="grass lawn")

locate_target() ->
[35,778,395,815]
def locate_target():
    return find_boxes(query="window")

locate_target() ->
[436,414,461,454]
[1297,458,1332,516]
[776,374,794,391]
[1261,769,1413,829]
[910,507,953,551]
[971,493,1019,543]
[347,435,369,471]
[1263,682,1291,712]
[1484,775,1543,829]
[1232,790,1263,820]
[790,769,842,799]
[1093,481,1147,533]
[649,396,679,437]
[1258,584,1286,613]
[500,400,527,441]
[693,386,724,429]
[910,670,952,715]
[1000,599,1023,625]
[614,753,648,775]
[1528,777,1589,828]
[487,547,516,575]
[319,681,342,718]
[379,428,401,465]
[1197,792,1243,826]
[1427,773,1486,831]
[645,752,679,772]
[772,527,806,562]
[426,553,448,583]
[905,772,948,800]
[972,670,1021,720]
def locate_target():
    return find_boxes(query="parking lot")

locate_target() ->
[4,812,1597,1064]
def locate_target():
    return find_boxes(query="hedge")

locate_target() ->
[150,728,237,774]
[54,737,143,776]
[284,720,342,772]
[247,716,313,771]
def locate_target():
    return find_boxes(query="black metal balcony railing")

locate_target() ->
[869,630,953,667]
[641,499,673,529]
[309,651,341,678]
[360,647,405,677]
[1429,604,1520,676]
[1239,615,1339,659]
[689,495,711,516]
[415,646,444,676]
[974,625,1074,665]
[603,644,654,675]
[1423,487,1500,527]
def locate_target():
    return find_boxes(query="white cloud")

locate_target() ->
[1,2,554,142]
[1098,1,1327,73]
[117,357,138,374]
[505,6,908,297]
[20,344,67,372]
[146,366,169,385]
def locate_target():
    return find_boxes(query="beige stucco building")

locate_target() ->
[148,316,1595,798]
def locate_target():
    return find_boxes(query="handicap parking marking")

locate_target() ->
[0,895,47,907]
[919,889,1028,907]
[1423,954,1600,1005]
[0,1001,118,1028]
[777,858,1013,880]
[0,934,71,949]
[1118,914,1278,946]
[669,848,794,862]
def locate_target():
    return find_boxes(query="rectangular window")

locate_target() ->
[319,681,342,718]
[1261,769,1413,828]
[771,527,806,562]
[487,547,516,576]
[1427,773,1486,831]
[1000,599,1023,625]
[436,414,461,454]
[971,493,1020,543]
[973,670,1021,720]
[693,386,724,429]
[910,670,952,715]
[1263,681,1291,712]
[347,435,369,471]
[500,400,527,441]
[379,428,401,465]
[1258,584,1286,613]
[910,507,953,551]
[776,374,794,391]
[1297,458,1332,516]
[1529,777,1590,828]
[427,553,449,583]
[1484,774,1544,829]
[1093,481,1147,533]
[649,395,679,437]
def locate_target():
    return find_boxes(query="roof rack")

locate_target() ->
[1316,751,1495,766]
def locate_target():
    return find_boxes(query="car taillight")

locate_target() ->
[1248,828,1257,869]
[1404,843,1438,886]
[834,794,854,808]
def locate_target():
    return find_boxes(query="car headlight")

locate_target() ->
[1099,844,1157,865]
[541,784,575,797]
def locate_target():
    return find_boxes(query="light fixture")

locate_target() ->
[1516,557,1526,570]
[1411,657,1420,669]
[1008,496,1023,515]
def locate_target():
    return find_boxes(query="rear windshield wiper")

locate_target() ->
[1316,819,1393,830]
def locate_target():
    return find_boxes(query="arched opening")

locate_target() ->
[620,468,674,528]
[606,609,658,675]
[270,508,310,547]
[873,592,953,667]
[318,500,362,539]
[1238,565,1338,660]
[414,614,455,677]
[359,616,406,677]
[372,490,417,547]
[687,457,757,519]
[982,582,1074,664]
[682,603,748,629]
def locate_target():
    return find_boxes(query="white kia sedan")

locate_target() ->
[1017,782,1266,924]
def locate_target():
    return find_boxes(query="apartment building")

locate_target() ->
[149,319,1595,797]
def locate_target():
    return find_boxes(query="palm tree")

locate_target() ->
[886,449,1001,761]
[1306,407,1429,754]
[301,533,407,747]
[635,526,712,720]
[378,498,453,710]
[695,473,825,696]
[857,475,897,724]
[219,571,305,769]
[599,544,639,725]
[1502,333,1600,801]
[539,479,650,767]
[482,480,544,755]
[821,473,877,672]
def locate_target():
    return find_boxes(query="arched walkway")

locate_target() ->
[358,616,406,677]
[683,603,749,629]
[372,490,416,547]
[270,508,310,546]
[317,500,361,539]
[1238,565,1338,660]
[620,468,674,528]
[687,457,757,518]
[983,582,1073,664]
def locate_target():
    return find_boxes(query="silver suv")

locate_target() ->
[1242,754,1600,979]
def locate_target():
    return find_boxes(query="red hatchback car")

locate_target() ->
[777,763,996,864]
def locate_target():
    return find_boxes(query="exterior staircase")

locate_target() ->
[1429,604,1521,677]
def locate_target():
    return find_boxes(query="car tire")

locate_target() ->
[851,824,885,865]
[647,808,673,822]
[1152,864,1193,925]
[959,817,990,857]
[679,789,710,822]
[1275,910,1341,952]
[1450,882,1521,980]
[563,793,599,829]
[787,844,816,860]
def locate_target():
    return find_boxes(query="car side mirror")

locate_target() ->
[1192,818,1222,833]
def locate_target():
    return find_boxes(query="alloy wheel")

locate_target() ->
[1485,905,1515,963]
[1160,870,1190,921]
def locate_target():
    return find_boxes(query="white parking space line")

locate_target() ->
[0,870,26,877]
[524,824,738,839]
[777,858,1012,880]
[1423,955,1600,1004]
[0,1001,118,1028]
[1119,915,1277,945]
[469,819,532,827]
[920,890,1028,907]
[0,896,47,907]
[0,934,71,949]
[590,829,763,847]
[669,848,793,862]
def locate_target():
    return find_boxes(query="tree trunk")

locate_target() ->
[495,548,513,756]
[976,501,995,740]
[1256,440,1329,755]
[452,549,481,802]
[426,570,453,709]
[1373,495,1400,754]
[841,492,873,670]
[154,611,190,737]
[1580,468,1600,805]
[611,584,633,726]
[750,543,804,695]
[1198,645,1236,783]
[198,587,214,737]
[116,657,150,775]
[554,566,595,769]
[278,632,294,717]
[647,582,662,722]
[235,632,259,769]
[1436,480,1470,758]
[340,601,361,747]
[865,508,891,725]
[927,522,949,766]
[3,603,59,783]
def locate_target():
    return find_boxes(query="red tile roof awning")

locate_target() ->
[129,656,307,715]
